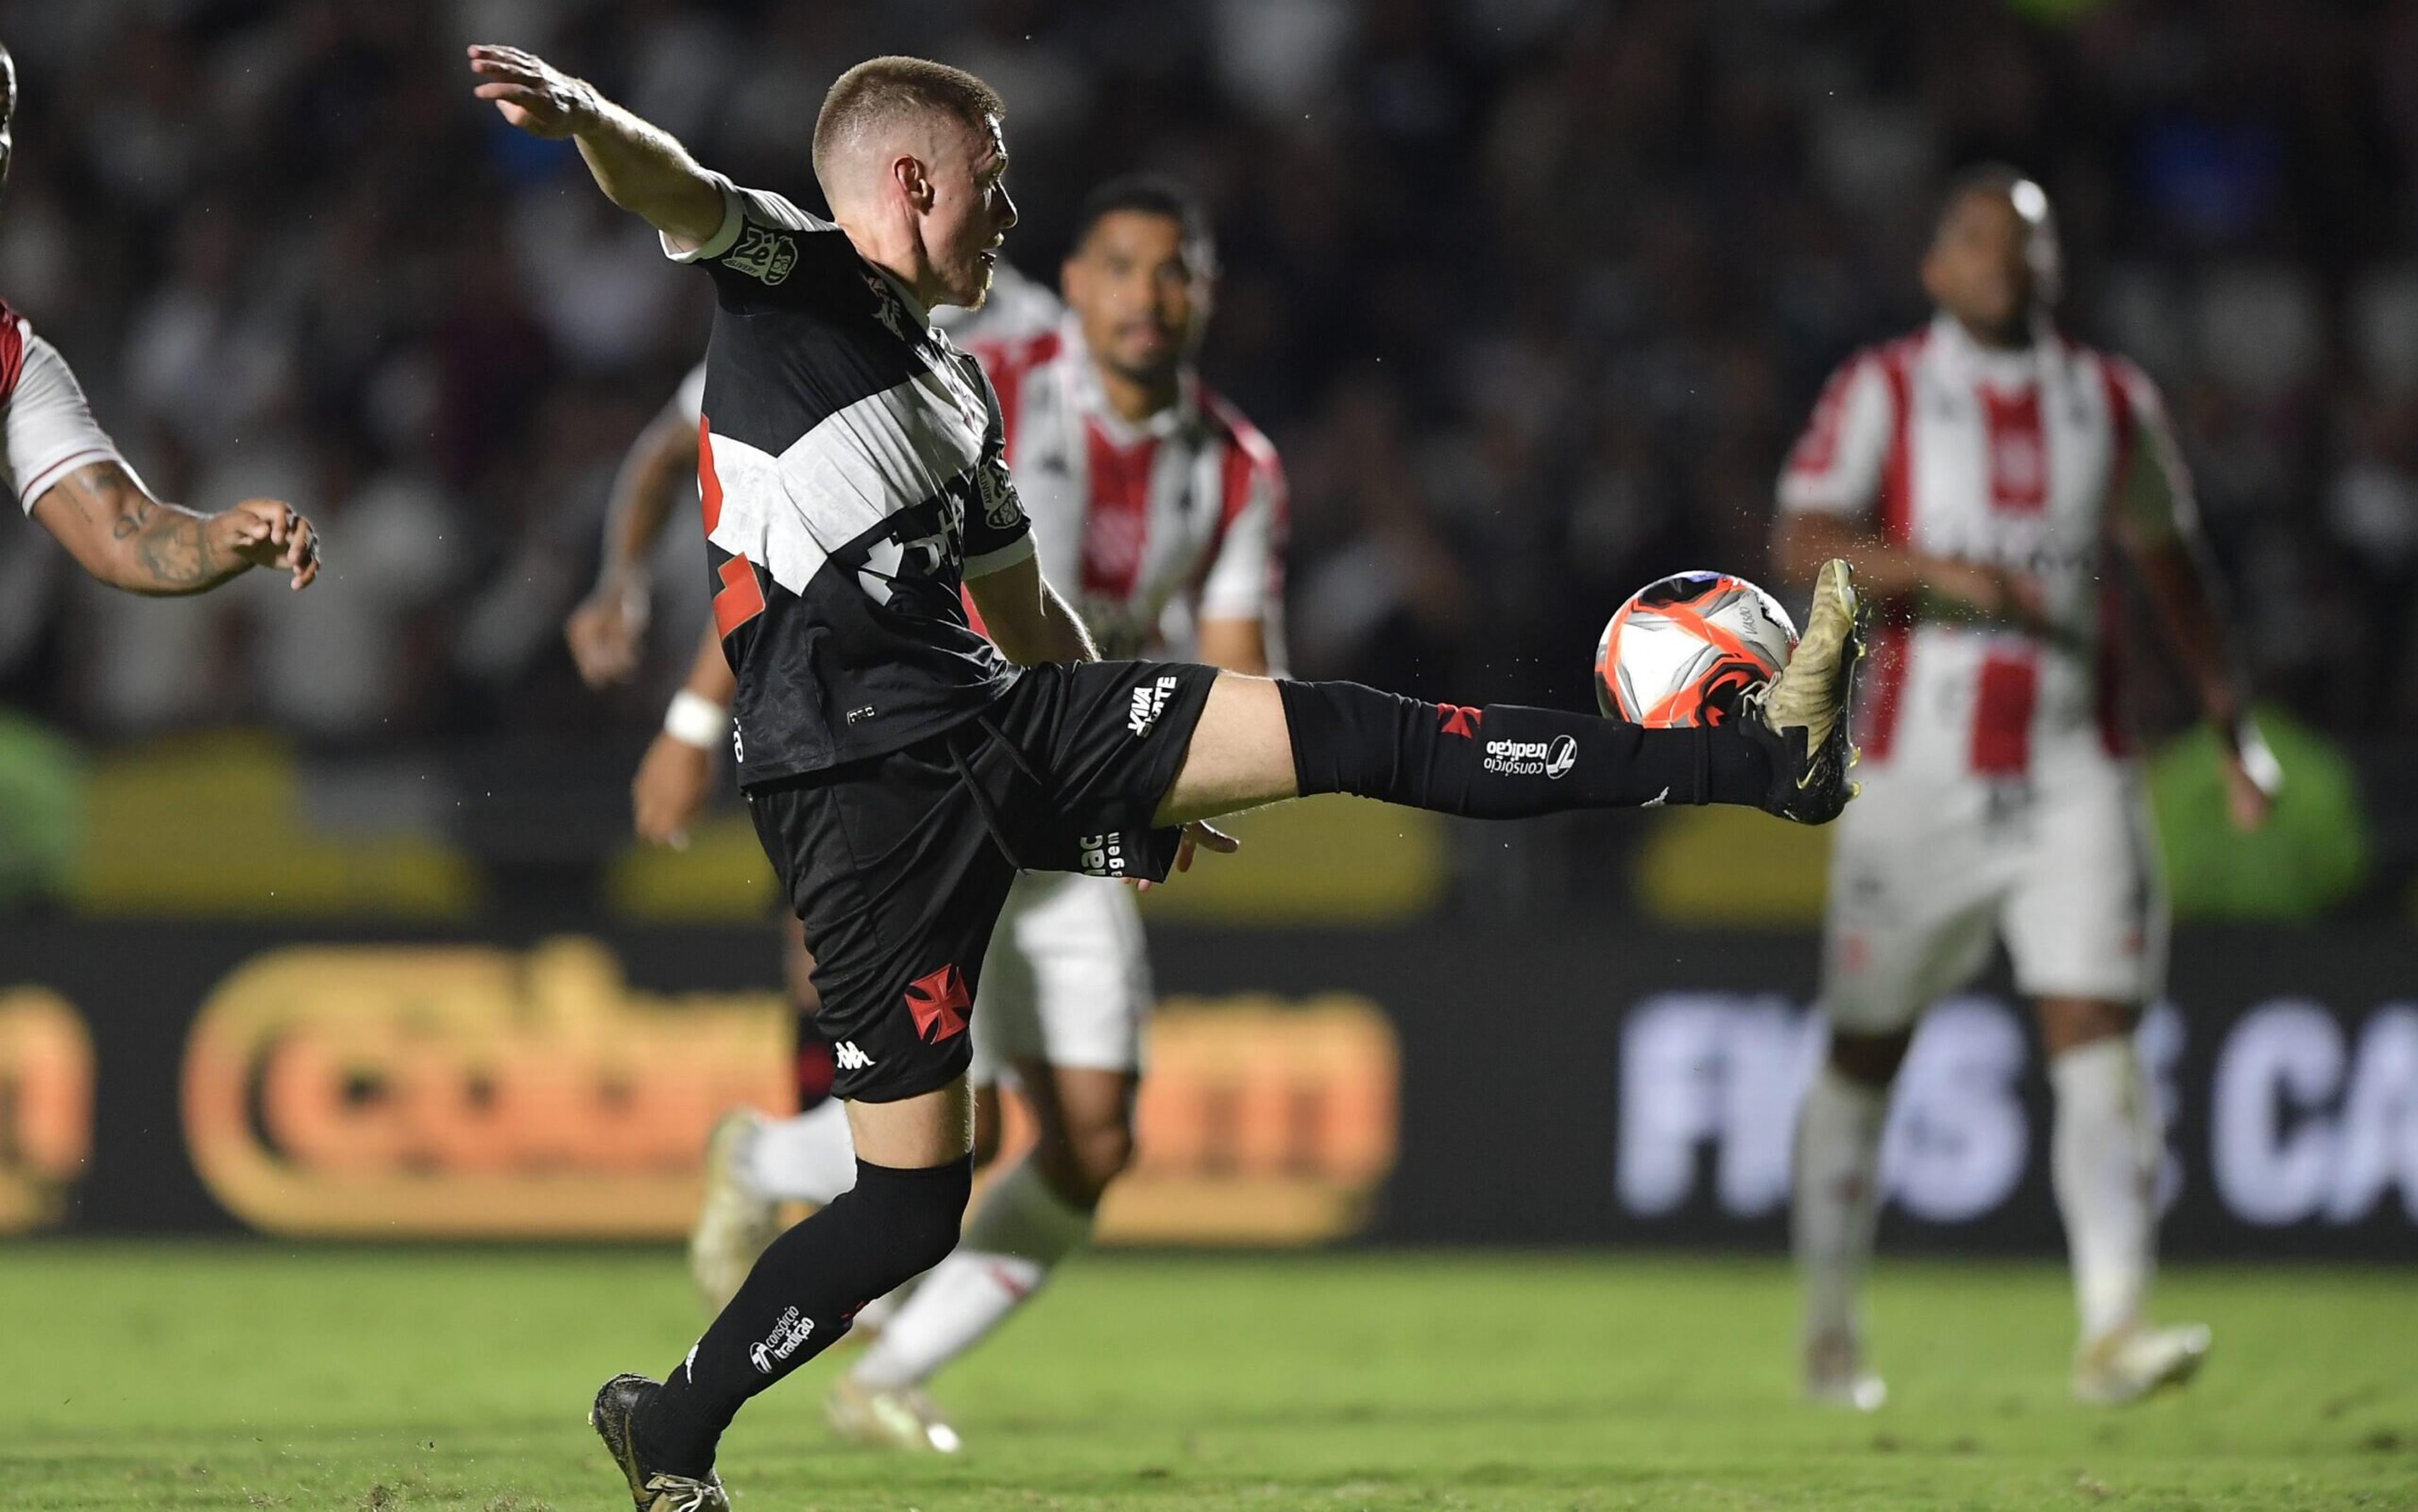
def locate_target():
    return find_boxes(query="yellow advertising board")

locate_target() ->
[180,938,1398,1244]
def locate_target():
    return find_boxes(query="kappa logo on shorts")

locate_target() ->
[1482,733,1579,779]
[1438,705,1482,738]
[832,1041,876,1072]
[1128,674,1181,737]
[904,964,971,1043]
[721,225,798,285]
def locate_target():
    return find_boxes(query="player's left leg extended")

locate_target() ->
[1155,559,1862,831]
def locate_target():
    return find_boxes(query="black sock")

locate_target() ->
[637,1156,972,1475]
[1276,679,1771,817]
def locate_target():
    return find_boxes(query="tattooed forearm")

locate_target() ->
[131,508,227,589]
[28,462,241,595]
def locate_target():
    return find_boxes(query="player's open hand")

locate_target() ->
[566,578,649,688]
[214,499,321,590]
[467,45,598,138]
[1128,821,1239,893]
[633,730,715,850]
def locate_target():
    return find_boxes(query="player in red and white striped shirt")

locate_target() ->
[0,47,317,597]
[571,176,1285,1452]
[1773,167,2273,1409]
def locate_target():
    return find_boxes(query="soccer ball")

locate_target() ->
[1595,571,1798,727]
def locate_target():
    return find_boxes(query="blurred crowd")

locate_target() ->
[3,0,2417,753]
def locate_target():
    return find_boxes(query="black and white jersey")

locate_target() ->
[667,175,1036,785]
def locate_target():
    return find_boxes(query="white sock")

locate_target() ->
[850,1156,1094,1389]
[1793,1064,1890,1348]
[2050,1036,2159,1343]
[742,1101,858,1205]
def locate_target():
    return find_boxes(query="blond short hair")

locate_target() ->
[813,56,1004,197]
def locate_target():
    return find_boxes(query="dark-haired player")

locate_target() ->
[471,43,1859,1509]
[0,43,318,594]
[1775,167,2271,1409]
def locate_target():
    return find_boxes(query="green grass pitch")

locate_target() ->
[1,1244,2412,1509]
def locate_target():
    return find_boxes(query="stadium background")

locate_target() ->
[0,0,2407,1261]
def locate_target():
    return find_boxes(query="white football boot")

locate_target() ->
[826,1372,965,1453]
[1803,1329,1887,1412]
[2071,1321,2211,1405]
[688,1109,781,1313]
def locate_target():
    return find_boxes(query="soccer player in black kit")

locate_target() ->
[468,43,1866,1509]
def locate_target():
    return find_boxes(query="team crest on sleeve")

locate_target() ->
[721,224,798,285]
[977,455,1023,529]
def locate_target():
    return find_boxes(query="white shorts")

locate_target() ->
[1820,745,2167,1036]
[968,871,1152,1084]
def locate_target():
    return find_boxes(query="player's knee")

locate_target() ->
[1829,1029,1912,1088]
[851,1156,974,1280]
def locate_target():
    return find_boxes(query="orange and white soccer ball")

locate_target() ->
[1595,571,1798,727]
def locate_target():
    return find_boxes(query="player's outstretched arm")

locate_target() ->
[965,554,1097,667]
[567,394,702,687]
[632,623,737,850]
[467,44,722,247]
[30,461,319,596]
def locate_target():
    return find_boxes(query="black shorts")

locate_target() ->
[746,659,1218,1102]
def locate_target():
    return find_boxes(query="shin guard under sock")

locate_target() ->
[638,1156,972,1474]
[1276,679,1770,817]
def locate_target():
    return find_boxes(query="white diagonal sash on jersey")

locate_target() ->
[706,366,989,601]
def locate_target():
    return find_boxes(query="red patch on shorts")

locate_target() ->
[904,965,971,1043]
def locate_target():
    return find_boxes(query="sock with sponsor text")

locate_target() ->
[639,1156,972,1475]
[2050,1036,2160,1343]
[1793,1063,1889,1350]
[849,1156,1094,1390]
[1276,680,1769,817]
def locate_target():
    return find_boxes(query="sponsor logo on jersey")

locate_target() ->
[904,964,970,1043]
[749,1305,815,1373]
[832,1042,876,1072]
[1078,832,1129,877]
[1483,733,1579,779]
[1128,674,1181,737]
[722,225,798,286]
